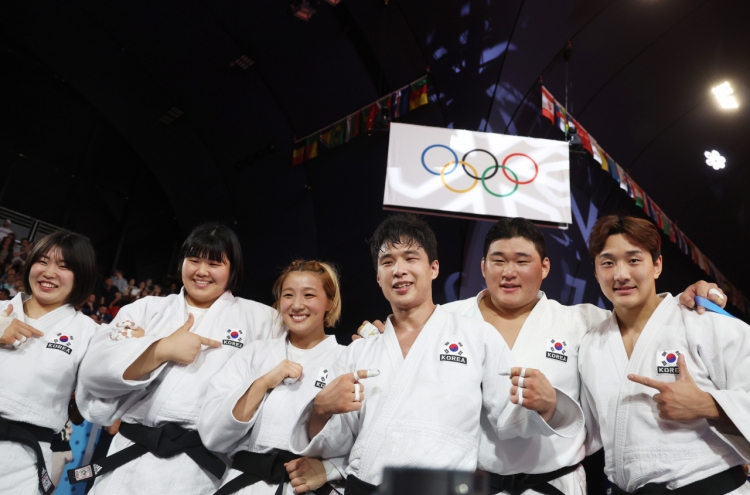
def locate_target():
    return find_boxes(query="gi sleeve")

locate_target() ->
[480,324,584,440]
[198,344,269,454]
[686,309,750,460]
[77,301,170,399]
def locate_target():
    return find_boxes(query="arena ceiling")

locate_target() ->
[1,0,749,319]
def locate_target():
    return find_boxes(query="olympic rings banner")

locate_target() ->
[384,123,572,224]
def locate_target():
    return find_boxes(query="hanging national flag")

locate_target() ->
[554,101,568,133]
[605,154,617,178]
[662,212,671,236]
[616,164,629,193]
[592,142,604,166]
[319,129,332,148]
[391,90,403,119]
[362,103,379,132]
[330,120,345,148]
[345,113,359,142]
[305,136,318,161]
[541,86,555,123]
[631,181,645,209]
[573,119,593,155]
[409,78,429,110]
[292,142,305,166]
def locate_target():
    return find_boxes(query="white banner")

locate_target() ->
[384,123,572,224]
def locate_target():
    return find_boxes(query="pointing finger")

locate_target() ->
[627,373,666,392]
[199,337,222,348]
[355,369,380,379]
[178,313,195,332]
[676,354,691,380]
[2,304,13,317]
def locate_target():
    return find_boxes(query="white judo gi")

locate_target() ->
[199,334,347,495]
[579,293,750,493]
[0,293,98,495]
[77,290,283,495]
[291,305,585,486]
[442,290,608,495]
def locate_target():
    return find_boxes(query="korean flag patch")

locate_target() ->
[46,332,74,355]
[439,339,467,364]
[657,350,680,374]
[315,368,330,389]
[222,329,244,348]
[545,339,568,362]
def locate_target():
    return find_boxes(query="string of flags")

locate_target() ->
[292,76,430,165]
[541,85,749,314]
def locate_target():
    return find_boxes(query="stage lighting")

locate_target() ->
[711,82,739,109]
[704,150,726,170]
[291,1,316,20]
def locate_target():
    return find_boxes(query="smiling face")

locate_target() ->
[28,248,75,308]
[376,238,439,311]
[181,255,230,308]
[279,272,331,340]
[594,233,662,312]
[481,237,550,310]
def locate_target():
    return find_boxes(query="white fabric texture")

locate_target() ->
[290,305,584,486]
[579,293,750,492]
[78,290,284,495]
[0,440,52,495]
[443,290,608,491]
[199,334,346,495]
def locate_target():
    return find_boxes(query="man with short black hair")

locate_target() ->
[291,214,584,495]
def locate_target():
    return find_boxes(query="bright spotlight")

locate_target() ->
[712,82,739,109]
[704,150,726,170]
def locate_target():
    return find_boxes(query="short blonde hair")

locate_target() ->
[272,260,342,327]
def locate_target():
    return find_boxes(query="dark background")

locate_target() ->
[1,0,749,337]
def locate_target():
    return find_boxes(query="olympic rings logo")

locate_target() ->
[421,145,539,197]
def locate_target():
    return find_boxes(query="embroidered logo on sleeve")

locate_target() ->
[657,350,680,374]
[440,341,467,364]
[545,339,568,362]
[315,368,329,389]
[46,333,74,355]
[222,329,244,348]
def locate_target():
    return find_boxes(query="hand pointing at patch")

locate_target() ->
[0,304,44,347]
[309,369,380,438]
[628,354,720,422]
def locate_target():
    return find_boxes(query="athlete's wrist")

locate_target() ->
[698,391,721,420]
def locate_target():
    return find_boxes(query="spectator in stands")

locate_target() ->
[144,278,153,291]
[151,284,163,297]
[123,278,137,297]
[89,313,101,324]
[95,304,112,324]
[12,278,24,297]
[100,276,119,305]
[80,293,97,316]
[112,268,128,293]
[12,238,31,264]
[0,219,12,238]
[0,266,16,290]
[0,288,9,301]
[108,291,123,318]
[0,235,15,265]
[130,281,145,298]
[168,282,179,295]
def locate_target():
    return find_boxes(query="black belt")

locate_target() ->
[346,475,378,495]
[214,449,339,495]
[481,463,580,495]
[68,421,226,484]
[610,465,747,495]
[0,416,55,494]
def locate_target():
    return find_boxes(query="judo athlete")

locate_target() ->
[360,217,726,495]
[199,260,347,495]
[580,215,750,494]
[290,214,585,495]
[0,232,99,495]
[73,223,284,494]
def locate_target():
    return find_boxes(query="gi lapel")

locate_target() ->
[510,291,547,359]
[359,306,442,476]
